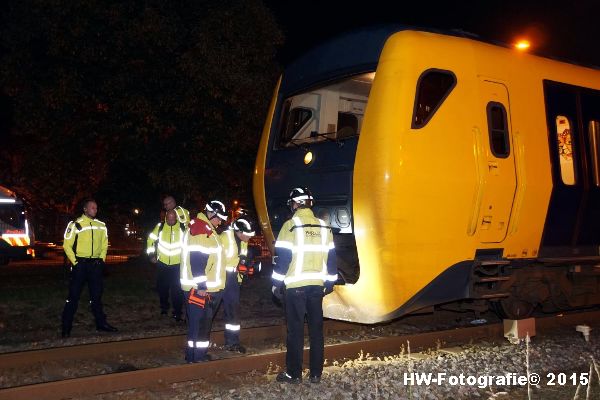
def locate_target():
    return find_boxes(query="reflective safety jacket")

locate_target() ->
[220,227,239,273]
[272,208,338,289]
[219,228,249,284]
[146,222,184,266]
[237,240,249,283]
[63,215,108,265]
[238,240,249,264]
[180,212,224,293]
[172,206,190,227]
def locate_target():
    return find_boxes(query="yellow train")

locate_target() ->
[253,27,600,323]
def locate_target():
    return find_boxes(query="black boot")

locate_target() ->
[226,344,246,353]
[96,322,118,332]
[276,372,301,384]
[61,326,71,338]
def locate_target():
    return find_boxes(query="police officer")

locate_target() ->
[162,195,190,227]
[272,187,338,384]
[147,209,185,321]
[180,200,227,362]
[220,217,256,353]
[61,199,117,337]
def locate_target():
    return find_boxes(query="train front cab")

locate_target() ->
[255,29,600,324]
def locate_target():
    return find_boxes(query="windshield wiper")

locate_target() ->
[287,129,354,149]
[309,130,338,142]
[288,138,310,150]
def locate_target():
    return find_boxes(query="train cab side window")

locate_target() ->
[555,115,576,185]
[280,105,313,145]
[486,102,510,158]
[589,120,600,187]
[412,69,457,129]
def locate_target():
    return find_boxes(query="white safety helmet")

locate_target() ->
[232,218,255,237]
[287,187,314,211]
[205,200,227,221]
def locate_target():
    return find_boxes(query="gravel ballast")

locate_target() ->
[2,259,600,399]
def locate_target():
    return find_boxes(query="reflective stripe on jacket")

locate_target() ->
[63,215,108,265]
[173,206,190,227]
[272,208,337,289]
[180,212,224,292]
[146,222,183,266]
[220,228,239,273]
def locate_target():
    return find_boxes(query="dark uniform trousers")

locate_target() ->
[62,258,107,330]
[285,285,324,379]
[223,271,241,345]
[185,290,223,362]
[156,261,183,317]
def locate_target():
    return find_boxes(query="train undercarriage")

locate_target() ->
[469,258,600,319]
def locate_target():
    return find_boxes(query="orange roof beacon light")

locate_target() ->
[515,39,531,51]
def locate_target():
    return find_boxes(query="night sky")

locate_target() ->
[265,0,600,67]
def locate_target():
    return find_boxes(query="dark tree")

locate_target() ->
[0,0,282,235]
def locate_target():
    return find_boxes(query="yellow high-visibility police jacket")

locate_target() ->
[272,208,338,289]
[172,206,190,227]
[63,214,108,265]
[146,221,184,266]
[180,212,224,293]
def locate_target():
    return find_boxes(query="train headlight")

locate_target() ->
[304,151,313,165]
[336,208,350,227]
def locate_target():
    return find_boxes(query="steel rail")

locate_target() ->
[1,310,598,400]
[0,321,356,369]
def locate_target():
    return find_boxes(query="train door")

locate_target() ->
[541,81,600,251]
[477,80,517,243]
[541,82,582,247]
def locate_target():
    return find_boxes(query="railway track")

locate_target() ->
[1,310,598,400]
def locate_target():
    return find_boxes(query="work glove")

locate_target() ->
[323,283,334,296]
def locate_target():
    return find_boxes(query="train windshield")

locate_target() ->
[277,72,374,148]
[0,203,26,234]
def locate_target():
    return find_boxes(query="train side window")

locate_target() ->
[589,120,600,187]
[280,106,312,144]
[486,102,510,158]
[555,115,576,185]
[412,69,457,129]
